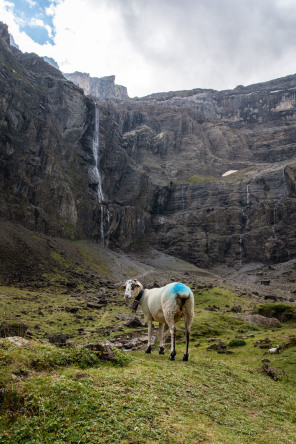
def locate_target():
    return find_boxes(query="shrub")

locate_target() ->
[228,339,246,347]
[255,303,296,322]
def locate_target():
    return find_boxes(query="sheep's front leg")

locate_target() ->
[145,320,152,353]
[159,323,165,354]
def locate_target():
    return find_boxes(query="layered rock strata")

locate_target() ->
[1,21,296,269]
[64,72,128,100]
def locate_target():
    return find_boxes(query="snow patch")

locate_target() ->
[222,170,238,177]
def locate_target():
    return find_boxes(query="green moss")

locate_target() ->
[50,251,71,268]
[188,174,216,183]
[76,243,111,277]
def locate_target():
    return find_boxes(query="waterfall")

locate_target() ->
[282,167,288,196]
[106,208,111,248]
[239,208,249,267]
[246,185,250,205]
[181,185,186,211]
[93,104,104,204]
[92,103,106,246]
[239,234,243,267]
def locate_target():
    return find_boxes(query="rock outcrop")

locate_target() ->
[43,56,59,70]
[64,72,128,100]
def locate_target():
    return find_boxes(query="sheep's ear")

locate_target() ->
[120,284,126,290]
[132,279,141,288]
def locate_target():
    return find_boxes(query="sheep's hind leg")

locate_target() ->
[145,320,152,353]
[159,323,165,354]
[183,329,190,361]
[167,323,176,361]
[183,301,194,361]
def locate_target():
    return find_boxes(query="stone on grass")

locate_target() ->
[0,320,28,338]
[47,333,70,346]
[83,343,116,361]
[235,314,281,328]
[124,317,144,328]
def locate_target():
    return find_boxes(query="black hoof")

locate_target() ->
[183,354,189,362]
[145,346,152,354]
[159,347,165,355]
[169,353,176,361]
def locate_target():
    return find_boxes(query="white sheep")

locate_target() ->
[120,279,194,361]
[268,345,280,354]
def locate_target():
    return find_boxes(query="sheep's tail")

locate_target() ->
[172,283,193,299]
[178,292,191,299]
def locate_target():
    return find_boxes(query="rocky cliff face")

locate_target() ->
[64,72,128,100]
[100,75,296,267]
[0,22,100,239]
[1,21,296,269]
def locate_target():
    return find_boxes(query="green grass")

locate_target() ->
[0,284,141,345]
[0,335,295,443]
[1,284,296,442]
[188,174,216,184]
[75,241,112,277]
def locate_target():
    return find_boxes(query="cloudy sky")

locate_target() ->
[1,0,296,97]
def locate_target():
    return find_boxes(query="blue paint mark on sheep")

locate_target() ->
[172,283,190,294]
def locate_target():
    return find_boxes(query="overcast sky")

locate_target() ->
[1,0,296,97]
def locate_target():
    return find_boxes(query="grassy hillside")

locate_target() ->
[1,283,296,443]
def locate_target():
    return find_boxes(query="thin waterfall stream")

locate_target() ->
[92,103,107,246]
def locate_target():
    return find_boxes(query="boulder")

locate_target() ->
[83,343,116,361]
[231,305,242,313]
[124,317,144,328]
[47,334,70,346]
[0,320,28,338]
[235,314,281,328]
[0,336,29,346]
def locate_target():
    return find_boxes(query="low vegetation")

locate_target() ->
[188,174,216,184]
[0,284,296,443]
[255,303,296,322]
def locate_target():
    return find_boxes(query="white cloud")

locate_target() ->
[0,0,54,53]
[1,0,296,97]
[25,0,37,7]
[28,17,53,38]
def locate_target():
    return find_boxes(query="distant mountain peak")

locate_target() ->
[43,56,59,71]
[64,71,128,99]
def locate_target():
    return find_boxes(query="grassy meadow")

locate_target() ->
[0,284,296,443]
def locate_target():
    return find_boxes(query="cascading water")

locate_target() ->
[282,167,288,196]
[246,184,250,205]
[93,104,104,203]
[239,209,247,267]
[92,103,107,246]
[106,208,111,248]
[181,185,186,211]
[239,234,243,267]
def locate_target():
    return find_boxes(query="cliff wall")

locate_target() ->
[1,21,296,269]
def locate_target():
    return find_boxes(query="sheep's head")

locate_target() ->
[120,279,143,301]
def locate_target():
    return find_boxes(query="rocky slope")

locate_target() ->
[1,21,296,272]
